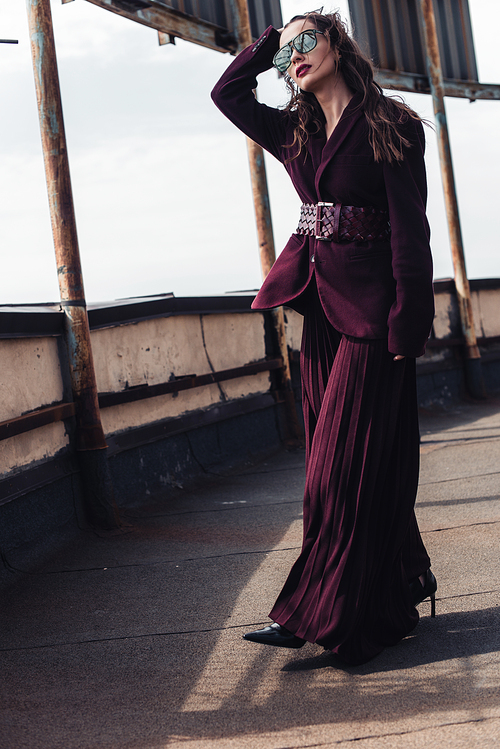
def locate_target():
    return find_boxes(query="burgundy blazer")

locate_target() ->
[211,27,434,357]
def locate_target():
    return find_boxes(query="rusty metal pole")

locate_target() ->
[26,0,120,527]
[419,0,485,398]
[228,0,302,442]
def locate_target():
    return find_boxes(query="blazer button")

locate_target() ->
[310,254,315,263]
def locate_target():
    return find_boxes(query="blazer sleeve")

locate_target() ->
[384,118,435,358]
[211,26,289,162]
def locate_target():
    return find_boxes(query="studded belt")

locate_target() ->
[296,202,391,242]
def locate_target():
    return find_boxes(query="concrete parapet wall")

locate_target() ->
[1,281,500,499]
[0,308,272,486]
[0,338,69,475]
[92,312,270,435]
[430,282,500,340]
[0,338,64,421]
[416,281,500,406]
[471,288,500,338]
[0,284,499,571]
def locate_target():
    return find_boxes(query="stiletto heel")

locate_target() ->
[410,569,437,616]
[243,622,306,648]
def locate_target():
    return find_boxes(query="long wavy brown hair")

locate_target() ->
[282,11,422,163]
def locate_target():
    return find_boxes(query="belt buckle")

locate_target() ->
[315,202,334,240]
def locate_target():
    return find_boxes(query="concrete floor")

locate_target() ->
[1,399,499,748]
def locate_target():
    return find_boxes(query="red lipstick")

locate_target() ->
[296,64,311,78]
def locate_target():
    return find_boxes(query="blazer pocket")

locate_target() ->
[349,247,392,262]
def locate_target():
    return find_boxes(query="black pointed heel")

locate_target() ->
[243,622,306,648]
[410,569,437,617]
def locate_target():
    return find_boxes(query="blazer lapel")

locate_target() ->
[314,92,365,198]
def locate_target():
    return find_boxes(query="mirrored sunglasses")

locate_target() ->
[273,29,326,73]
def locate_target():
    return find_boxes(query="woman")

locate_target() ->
[211,11,437,665]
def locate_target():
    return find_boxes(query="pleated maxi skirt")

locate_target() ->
[270,281,431,665]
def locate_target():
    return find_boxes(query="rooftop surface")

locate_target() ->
[1,398,499,748]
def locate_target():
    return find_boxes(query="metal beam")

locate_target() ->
[25,0,120,527]
[0,403,76,441]
[419,0,485,398]
[82,0,237,52]
[376,69,500,101]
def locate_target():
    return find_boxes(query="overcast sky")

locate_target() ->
[1,0,500,304]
